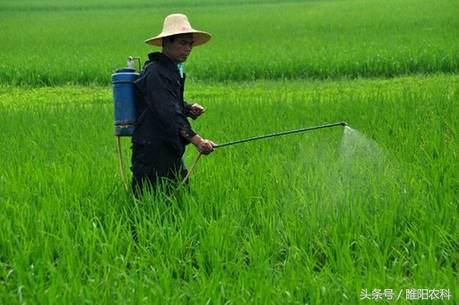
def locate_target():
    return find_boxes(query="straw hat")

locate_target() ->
[144,14,211,47]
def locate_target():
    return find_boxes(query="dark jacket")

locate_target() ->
[132,52,196,155]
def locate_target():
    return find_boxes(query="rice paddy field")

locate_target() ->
[0,0,458,304]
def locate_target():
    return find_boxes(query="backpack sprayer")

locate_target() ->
[112,56,348,193]
[112,56,141,191]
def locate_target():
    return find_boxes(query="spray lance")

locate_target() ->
[177,121,348,190]
[214,121,348,148]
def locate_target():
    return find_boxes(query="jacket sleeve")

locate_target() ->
[140,67,196,142]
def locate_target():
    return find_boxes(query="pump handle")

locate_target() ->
[128,56,142,72]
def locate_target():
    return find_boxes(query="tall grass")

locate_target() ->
[0,75,457,304]
[0,0,458,85]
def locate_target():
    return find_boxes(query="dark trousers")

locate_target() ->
[131,141,187,197]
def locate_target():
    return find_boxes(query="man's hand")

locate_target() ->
[191,135,215,155]
[188,103,205,120]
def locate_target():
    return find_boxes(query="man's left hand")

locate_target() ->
[188,103,205,119]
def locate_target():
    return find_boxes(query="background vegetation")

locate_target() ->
[0,0,458,84]
[0,0,457,304]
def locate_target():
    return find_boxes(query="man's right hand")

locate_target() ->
[191,135,215,155]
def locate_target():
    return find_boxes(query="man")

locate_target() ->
[131,14,215,195]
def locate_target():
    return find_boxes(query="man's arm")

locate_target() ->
[139,68,213,154]
[141,68,196,142]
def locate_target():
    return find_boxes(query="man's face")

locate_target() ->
[163,34,194,63]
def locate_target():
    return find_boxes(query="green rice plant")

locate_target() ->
[0,74,457,304]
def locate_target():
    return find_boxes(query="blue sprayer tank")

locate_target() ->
[112,57,140,136]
